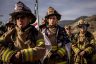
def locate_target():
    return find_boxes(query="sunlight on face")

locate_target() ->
[48,15,58,26]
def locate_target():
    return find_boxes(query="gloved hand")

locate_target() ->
[15,51,22,59]
[10,51,22,63]
[79,50,86,56]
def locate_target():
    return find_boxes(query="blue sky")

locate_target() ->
[0,0,96,23]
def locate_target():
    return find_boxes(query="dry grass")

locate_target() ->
[93,32,96,40]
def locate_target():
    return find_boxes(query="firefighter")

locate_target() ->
[71,19,95,64]
[0,1,45,64]
[42,7,70,64]
[64,25,76,64]
[64,25,75,43]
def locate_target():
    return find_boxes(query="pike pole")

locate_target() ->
[34,0,39,30]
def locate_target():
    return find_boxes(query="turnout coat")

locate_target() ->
[0,25,45,64]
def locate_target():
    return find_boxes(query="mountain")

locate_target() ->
[73,16,88,22]
[58,20,73,27]
[59,15,96,38]
[71,15,96,33]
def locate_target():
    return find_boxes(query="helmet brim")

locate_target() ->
[45,13,61,20]
[10,11,36,24]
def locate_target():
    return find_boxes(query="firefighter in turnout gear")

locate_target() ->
[42,7,70,64]
[0,1,46,64]
[64,25,75,44]
[71,19,95,64]
[64,25,76,64]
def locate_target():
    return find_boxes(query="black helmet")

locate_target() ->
[10,1,36,24]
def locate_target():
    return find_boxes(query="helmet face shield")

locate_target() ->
[79,25,88,32]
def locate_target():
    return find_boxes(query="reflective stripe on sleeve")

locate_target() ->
[36,39,44,46]
[57,48,66,57]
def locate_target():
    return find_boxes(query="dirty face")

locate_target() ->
[48,15,58,26]
[16,15,30,29]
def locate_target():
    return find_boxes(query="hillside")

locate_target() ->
[58,20,73,27]
[59,15,96,38]
[70,15,96,33]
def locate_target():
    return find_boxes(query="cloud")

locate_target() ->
[39,0,96,20]
[0,0,96,23]
[60,0,96,20]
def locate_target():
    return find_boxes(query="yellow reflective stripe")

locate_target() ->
[5,50,15,62]
[73,48,80,54]
[61,48,66,54]
[36,39,44,46]
[0,36,4,41]
[2,48,9,62]
[24,49,29,61]
[28,48,33,61]
[58,50,63,56]
[37,42,44,46]
[36,39,44,43]
[0,47,6,56]
[57,61,67,64]
[2,48,10,62]
[52,46,57,51]
[84,47,92,54]
[57,48,66,56]
[1,48,6,61]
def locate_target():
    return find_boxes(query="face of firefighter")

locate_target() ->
[16,16,30,29]
[48,15,58,26]
[79,26,88,33]
[65,27,72,35]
